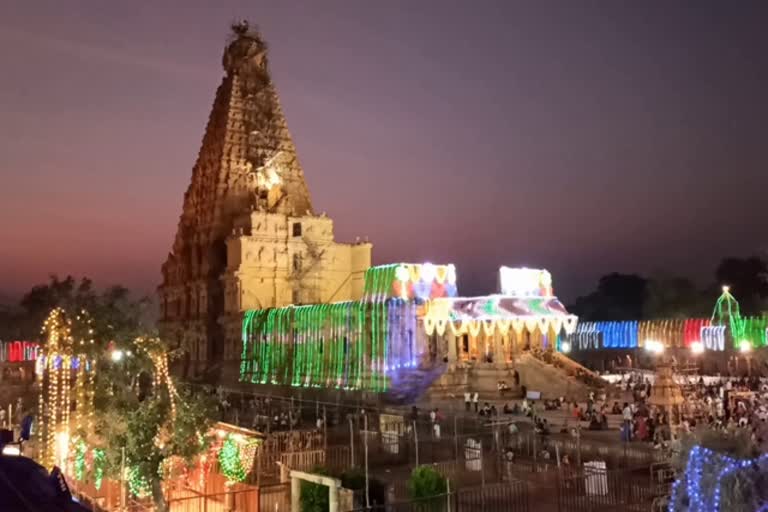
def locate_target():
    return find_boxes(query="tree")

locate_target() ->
[15,275,154,343]
[671,429,767,512]
[643,276,711,318]
[406,466,447,500]
[94,336,216,511]
[300,466,330,512]
[569,273,648,321]
[23,277,212,512]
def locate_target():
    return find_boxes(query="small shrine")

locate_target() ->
[648,361,685,432]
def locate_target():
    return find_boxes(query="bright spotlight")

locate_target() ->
[561,341,572,354]
[644,340,664,354]
[690,341,704,355]
[110,349,124,362]
[739,340,752,353]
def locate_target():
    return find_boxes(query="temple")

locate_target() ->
[240,264,583,400]
[160,23,589,399]
[159,22,371,377]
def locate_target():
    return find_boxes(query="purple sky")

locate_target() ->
[1,1,767,302]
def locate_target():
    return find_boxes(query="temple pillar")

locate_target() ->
[494,330,505,369]
[447,332,458,371]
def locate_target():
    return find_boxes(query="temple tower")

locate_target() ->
[160,22,371,378]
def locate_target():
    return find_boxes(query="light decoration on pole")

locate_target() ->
[739,340,752,353]
[690,341,705,355]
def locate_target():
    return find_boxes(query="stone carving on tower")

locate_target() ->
[159,22,371,380]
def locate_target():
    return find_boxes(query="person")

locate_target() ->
[562,454,571,467]
[464,391,471,412]
[472,392,479,413]
[429,408,437,424]
[622,402,633,441]
[612,401,622,415]
[490,404,498,417]
[410,405,419,422]
[508,422,519,435]
[513,369,520,386]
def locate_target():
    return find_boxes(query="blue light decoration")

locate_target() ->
[54,355,63,369]
[596,321,638,349]
[669,445,768,512]
[573,322,601,350]
[701,325,726,351]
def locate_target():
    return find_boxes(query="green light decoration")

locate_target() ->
[711,286,747,348]
[239,264,415,391]
[93,448,105,490]
[74,440,87,481]
[742,316,767,348]
[218,434,247,483]
[709,286,768,349]
[127,465,151,498]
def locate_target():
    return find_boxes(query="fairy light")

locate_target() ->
[217,433,260,483]
[669,445,768,512]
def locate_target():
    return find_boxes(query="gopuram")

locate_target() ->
[161,22,595,400]
[160,22,371,378]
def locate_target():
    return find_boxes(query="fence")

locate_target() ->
[557,466,657,512]
[347,481,529,512]
[69,477,123,511]
[280,445,351,473]
[166,487,259,512]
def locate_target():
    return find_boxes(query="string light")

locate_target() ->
[218,433,259,483]
[700,325,724,351]
[669,445,768,512]
[127,466,151,498]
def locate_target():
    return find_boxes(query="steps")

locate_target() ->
[381,364,448,405]
[514,352,607,400]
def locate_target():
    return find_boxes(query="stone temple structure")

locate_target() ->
[160,22,371,377]
[161,22,598,400]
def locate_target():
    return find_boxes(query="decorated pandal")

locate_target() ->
[240,264,578,392]
[567,287,767,353]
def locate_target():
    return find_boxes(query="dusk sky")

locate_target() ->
[1,1,767,302]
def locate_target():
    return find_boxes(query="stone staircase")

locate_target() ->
[380,363,448,405]
[514,352,607,400]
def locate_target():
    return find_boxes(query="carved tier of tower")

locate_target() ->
[160,22,372,375]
